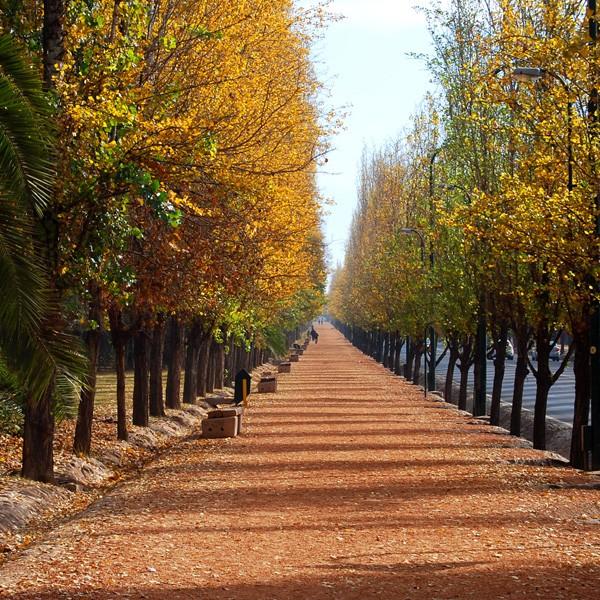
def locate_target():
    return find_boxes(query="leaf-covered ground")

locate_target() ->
[1,324,599,599]
[0,372,218,554]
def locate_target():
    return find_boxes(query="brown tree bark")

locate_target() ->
[73,283,103,455]
[230,344,240,383]
[42,0,65,86]
[214,343,225,389]
[132,328,150,426]
[571,323,590,468]
[195,336,210,397]
[21,386,55,482]
[242,346,251,371]
[444,336,460,405]
[510,327,530,437]
[165,316,184,409]
[114,337,127,441]
[382,332,389,367]
[404,338,414,380]
[108,307,131,441]
[489,327,507,427]
[183,320,202,404]
[412,341,424,386]
[457,336,474,411]
[149,316,166,417]
[394,334,404,376]
[206,341,216,394]
[21,0,65,483]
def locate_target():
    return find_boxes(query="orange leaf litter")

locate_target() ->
[1,324,599,599]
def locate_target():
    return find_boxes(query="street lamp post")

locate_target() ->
[511,63,599,469]
[588,0,600,471]
[398,227,429,397]
[511,68,573,192]
[399,227,426,264]
[427,149,442,394]
[442,184,487,417]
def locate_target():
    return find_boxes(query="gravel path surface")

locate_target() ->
[1,324,599,599]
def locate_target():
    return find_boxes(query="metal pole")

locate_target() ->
[423,329,427,398]
[588,0,600,470]
[445,185,486,415]
[428,150,439,393]
[398,227,428,396]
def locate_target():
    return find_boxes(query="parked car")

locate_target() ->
[506,340,515,360]
[530,342,561,362]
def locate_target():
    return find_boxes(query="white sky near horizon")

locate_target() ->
[301,0,439,269]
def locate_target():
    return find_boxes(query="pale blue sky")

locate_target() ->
[303,0,437,267]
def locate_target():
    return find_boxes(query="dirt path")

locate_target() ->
[1,324,599,599]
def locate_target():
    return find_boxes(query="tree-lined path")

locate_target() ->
[1,324,599,599]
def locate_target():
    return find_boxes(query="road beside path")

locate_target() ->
[1,324,599,599]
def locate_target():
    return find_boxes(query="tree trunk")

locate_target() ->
[42,0,65,86]
[206,341,216,394]
[404,337,414,379]
[228,343,238,385]
[165,316,184,410]
[224,337,233,384]
[114,337,127,440]
[21,0,64,482]
[73,328,100,455]
[132,328,150,426]
[382,332,389,367]
[456,336,473,411]
[532,327,552,450]
[246,344,253,370]
[73,283,102,455]
[149,316,166,417]
[445,344,459,404]
[394,335,403,375]
[108,307,129,441]
[490,324,508,426]
[196,336,210,397]
[183,320,202,404]
[214,343,225,389]
[412,342,423,385]
[21,385,55,482]
[458,364,470,411]
[510,332,530,437]
[571,324,590,469]
[374,331,382,362]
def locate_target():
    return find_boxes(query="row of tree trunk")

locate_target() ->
[333,319,584,467]
[73,310,270,458]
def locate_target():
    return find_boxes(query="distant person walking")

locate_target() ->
[310,326,319,344]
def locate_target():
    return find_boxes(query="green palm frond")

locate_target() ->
[0,34,86,410]
[0,34,54,213]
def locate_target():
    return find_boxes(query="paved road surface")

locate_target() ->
[434,346,576,424]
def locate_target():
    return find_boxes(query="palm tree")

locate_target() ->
[0,34,85,482]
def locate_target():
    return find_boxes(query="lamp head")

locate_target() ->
[511,67,544,83]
